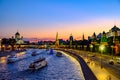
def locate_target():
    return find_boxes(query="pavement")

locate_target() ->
[63,49,120,80]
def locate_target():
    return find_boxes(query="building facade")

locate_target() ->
[15,32,24,45]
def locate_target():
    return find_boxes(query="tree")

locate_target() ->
[1,38,9,45]
[1,38,9,51]
[8,38,16,51]
[108,37,113,45]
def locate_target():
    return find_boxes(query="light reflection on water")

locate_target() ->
[0,57,6,64]
[0,49,85,80]
[16,52,26,57]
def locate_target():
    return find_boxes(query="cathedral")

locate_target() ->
[15,31,24,44]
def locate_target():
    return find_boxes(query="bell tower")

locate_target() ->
[55,32,59,48]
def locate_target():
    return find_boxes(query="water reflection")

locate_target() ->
[0,49,85,80]
[0,57,6,64]
[16,52,26,57]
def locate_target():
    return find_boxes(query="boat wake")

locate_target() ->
[45,55,53,61]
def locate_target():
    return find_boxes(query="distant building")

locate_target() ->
[15,32,20,41]
[97,33,102,39]
[82,34,85,41]
[15,32,24,44]
[69,34,73,48]
[69,34,73,41]
[101,31,108,45]
[106,25,120,44]
[91,32,97,44]
[106,25,120,37]
[59,39,64,45]
[106,25,120,38]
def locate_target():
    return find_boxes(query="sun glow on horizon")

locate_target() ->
[0,0,120,41]
[1,20,120,41]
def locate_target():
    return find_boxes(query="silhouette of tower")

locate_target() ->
[69,34,73,48]
[55,32,59,48]
[82,33,85,41]
[91,32,97,44]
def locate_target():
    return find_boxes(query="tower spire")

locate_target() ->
[17,29,19,33]
[82,33,84,41]
[55,32,59,48]
[56,32,58,41]
[69,33,73,48]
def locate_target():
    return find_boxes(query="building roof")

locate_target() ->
[69,34,73,41]
[15,32,20,35]
[111,25,120,32]
[97,33,101,39]
[92,32,96,38]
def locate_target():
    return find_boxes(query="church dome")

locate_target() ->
[15,32,20,35]
[69,34,73,41]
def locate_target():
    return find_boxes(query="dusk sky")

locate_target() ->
[0,0,120,40]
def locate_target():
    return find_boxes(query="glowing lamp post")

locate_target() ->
[90,45,93,52]
[44,44,47,49]
[111,45,114,59]
[99,45,105,68]
[100,45,105,54]
[2,45,5,52]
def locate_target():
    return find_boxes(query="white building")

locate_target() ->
[106,25,120,38]
[15,32,24,44]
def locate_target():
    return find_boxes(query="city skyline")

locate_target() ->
[0,0,120,40]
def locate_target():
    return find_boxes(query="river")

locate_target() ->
[0,49,85,80]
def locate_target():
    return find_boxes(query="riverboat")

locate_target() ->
[29,57,47,70]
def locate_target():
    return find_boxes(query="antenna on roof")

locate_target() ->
[114,18,117,26]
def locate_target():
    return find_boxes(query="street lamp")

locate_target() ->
[100,45,105,53]
[111,45,114,59]
[90,44,93,52]
[99,45,105,68]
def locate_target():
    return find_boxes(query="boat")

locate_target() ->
[31,51,38,56]
[49,49,54,54]
[7,55,19,63]
[108,59,114,65]
[31,52,36,56]
[56,52,62,57]
[31,51,42,56]
[28,57,47,70]
[116,58,120,64]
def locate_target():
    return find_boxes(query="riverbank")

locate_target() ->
[0,50,26,57]
[60,49,97,80]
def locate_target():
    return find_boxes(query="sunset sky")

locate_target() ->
[0,0,120,40]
